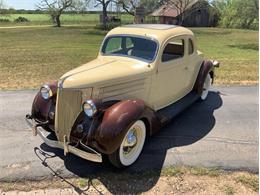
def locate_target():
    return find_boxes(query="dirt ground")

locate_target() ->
[0,170,258,195]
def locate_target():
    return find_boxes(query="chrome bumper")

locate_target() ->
[25,116,102,163]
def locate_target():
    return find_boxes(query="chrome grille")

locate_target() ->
[55,88,82,141]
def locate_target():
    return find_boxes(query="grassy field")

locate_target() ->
[0,26,258,89]
[0,13,134,26]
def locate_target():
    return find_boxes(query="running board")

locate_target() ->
[157,91,200,123]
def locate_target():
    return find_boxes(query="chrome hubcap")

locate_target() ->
[119,120,146,166]
[123,128,137,155]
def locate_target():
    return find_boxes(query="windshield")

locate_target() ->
[101,36,158,62]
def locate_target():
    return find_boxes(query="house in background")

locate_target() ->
[151,0,218,27]
[151,4,179,25]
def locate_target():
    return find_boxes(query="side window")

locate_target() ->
[104,37,122,53]
[188,39,194,55]
[162,39,184,62]
[126,37,133,49]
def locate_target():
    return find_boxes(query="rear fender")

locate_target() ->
[193,60,214,95]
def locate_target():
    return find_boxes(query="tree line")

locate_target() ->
[0,0,258,30]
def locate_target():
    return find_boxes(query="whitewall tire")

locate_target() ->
[108,120,146,168]
[200,74,212,101]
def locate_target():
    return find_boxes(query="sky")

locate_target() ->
[5,0,42,10]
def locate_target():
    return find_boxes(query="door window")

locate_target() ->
[162,39,184,62]
[126,37,134,49]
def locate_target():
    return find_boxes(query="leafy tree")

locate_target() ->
[37,0,83,27]
[214,0,259,29]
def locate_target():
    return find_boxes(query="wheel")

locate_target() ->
[108,120,146,168]
[200,74,212,101]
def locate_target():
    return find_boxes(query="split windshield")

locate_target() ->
[101,36,158,62]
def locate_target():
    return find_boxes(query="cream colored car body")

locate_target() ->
[60,24,203,111]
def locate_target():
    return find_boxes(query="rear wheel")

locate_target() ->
[200,74,212,101]
[108,120,146,168]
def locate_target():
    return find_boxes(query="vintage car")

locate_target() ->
[26,24,219,168]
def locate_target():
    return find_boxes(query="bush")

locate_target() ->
[107,22,121,30]
[95,22,121,31]
[14,16,30,23]
[0,18,10,23]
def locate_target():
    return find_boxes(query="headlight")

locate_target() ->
[83,100,97,118]
[40,84,53,100]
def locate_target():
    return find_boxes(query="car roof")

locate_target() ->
[106,24,194,44]
[122,24,178,30]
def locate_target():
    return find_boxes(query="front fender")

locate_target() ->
[31,81,57,122]
[93,99,145,154]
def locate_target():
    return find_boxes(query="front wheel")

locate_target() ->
[108,120,146,168]
[200,74,212,101]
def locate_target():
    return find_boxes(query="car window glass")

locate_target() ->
[126,37,133,49]
[104,37,122,53]
[188,39,194,55]
[162,39,184,62]
[102,36,157,62]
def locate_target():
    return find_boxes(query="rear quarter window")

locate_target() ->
[162,39,185,62]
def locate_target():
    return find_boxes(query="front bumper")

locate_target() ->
[25,115,102,163]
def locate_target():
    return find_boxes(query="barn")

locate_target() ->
[150,0,218,27]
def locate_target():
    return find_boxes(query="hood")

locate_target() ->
[60,56,151,89]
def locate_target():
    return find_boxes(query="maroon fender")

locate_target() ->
[70,99,162,154]
[31,81,57,121]
[91,99,147,154]
[193,60,214,95]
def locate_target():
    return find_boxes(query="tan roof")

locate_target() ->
[106,24,194,45]
[151,0,198,17]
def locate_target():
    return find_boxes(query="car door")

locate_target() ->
[149,36,189,110]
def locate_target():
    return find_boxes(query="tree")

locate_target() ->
[37,0,79,27]
[215,0,258,29]
[118,0,138,16]
[93,0,114,29]
[118,0,160,16]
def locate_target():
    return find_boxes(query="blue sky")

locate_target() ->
[5,0,41,10]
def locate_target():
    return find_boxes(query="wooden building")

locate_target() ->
[151,0,218,27]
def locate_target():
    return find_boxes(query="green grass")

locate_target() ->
[0,26,258,89]
[189,166,221,177]
[235,175,259,192]
[192,27,258,85]
[223,185,235,195]
[0,13,134,26]
[0,26,105,89]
